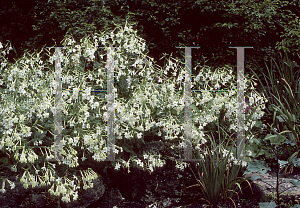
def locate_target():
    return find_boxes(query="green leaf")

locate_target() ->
[264,150,274,159]
[263,133,287,145]
[254,120,263,128]
[0,157,10,167]
[243,160,271,181]
[276,115,288,122]
[246,141,260,157]
[284,179,300,189]
[140,137,145,145]
[123,145,135,154]
[93,61,101,68]
[258,201,277,208]
[287,151,299,163]
[286,131,296,143]
[170,108,178,115]
[191,104,201,114]
[268,105,274,112]
[250,175,264,181]
[291,157,300,167]
[278,159,288,168]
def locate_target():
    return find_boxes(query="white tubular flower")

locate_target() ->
[20,148,27,163]
[23,180,29,189]
[27,150,38,163]
[136,132,143,139]
[114,162,121,170]
[242,161,248,167]
[49,171,55,182]
[83,182,89,190]
[38,176,46,187]
[148,164,154,173]
[73,192,79,201]
[6,179,15,189]
[62,195,71,203]
[135,158,144,168]
[1,180,6,193]
[11,165,17,172]
[54,185,60,196]
[143,154,149,160]
[113,147,119,154]
[60,184,67,195]
[49,184,55,195]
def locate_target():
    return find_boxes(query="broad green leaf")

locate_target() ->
[278,159,288,168]
[291,157,300,167]
[259,201,277,208]
[254,120,263,128]
[251,175,265,181]
[284,179,300,189]
[243,159,271,180]
[263,133,287,145]
[287,132,296,144]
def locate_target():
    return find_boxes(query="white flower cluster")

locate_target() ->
[175,161,189,171]
[0,179,15,193]
[19,148,38,164]
[0,19,267,203]
[114,153,166,174]
[221,147,248,168]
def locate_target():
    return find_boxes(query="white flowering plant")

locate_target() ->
[186,121,253,207]
[0,19,267,204]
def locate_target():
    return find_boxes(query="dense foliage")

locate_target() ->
[1,0,300,86]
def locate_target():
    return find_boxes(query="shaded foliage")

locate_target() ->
[1,0,300,89]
